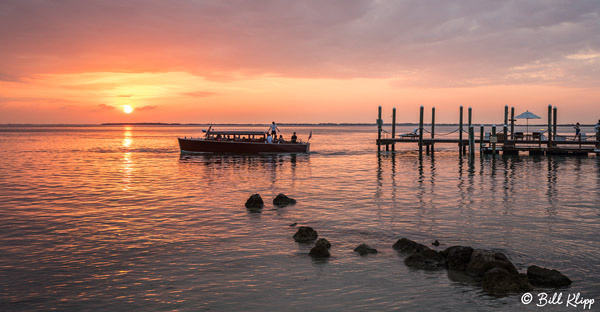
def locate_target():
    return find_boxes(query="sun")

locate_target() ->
[123,105,133,114]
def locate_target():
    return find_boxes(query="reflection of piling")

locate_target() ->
[391,107,396,152]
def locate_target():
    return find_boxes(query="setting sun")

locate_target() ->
[123,105,133,114]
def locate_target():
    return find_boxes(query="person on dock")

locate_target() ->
[291,132,297,143]
[270,122,280,137]
[595,120,600,133]
[574,122,581,140]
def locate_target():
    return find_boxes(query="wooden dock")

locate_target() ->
[376,105,600,156]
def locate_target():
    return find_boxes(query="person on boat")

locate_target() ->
[291,132,297,143]
[574,122,581,140]
[270,122,279,137]
[278,135,284,143]
[266,133,273,143]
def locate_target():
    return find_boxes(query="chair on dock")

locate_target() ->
[399,128,419,138]
[515,132,524,140]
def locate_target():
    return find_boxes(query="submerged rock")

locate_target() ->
[392,238,430,254]
[315,238,331,249]
[309,244,330,258]
[293,226,318,243]
[245,194,264,212]
[440,246,474,272]
[482,268,533,295]
[273,193,297,207]
[465,249,518,277]
[527,265,572,287]
[432,240,440,247]
[354,244,377,256]
[404,249,445,270]
[289,222,298,227]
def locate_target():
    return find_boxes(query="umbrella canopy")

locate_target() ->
[514,110,541,133]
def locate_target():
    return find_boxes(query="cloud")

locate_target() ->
[136,105,157,111]
[97,104,116,110]
[182,91,217,97]
[0,0,599,87]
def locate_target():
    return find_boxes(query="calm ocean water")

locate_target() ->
[0,125,598,311]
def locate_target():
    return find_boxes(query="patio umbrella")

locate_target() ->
[514,110,541,133]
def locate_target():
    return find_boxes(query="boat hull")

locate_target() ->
[178,138,310,154]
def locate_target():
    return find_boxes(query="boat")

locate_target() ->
[178,129,310,154]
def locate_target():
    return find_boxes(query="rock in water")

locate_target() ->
[315,238,331,249]
[289,222,297,227]
[392,238,430,254]
[273,193,297,207]
[527,265,572,287]
[309,244,330,258]
[440,246,474,272]
[245,194,264,212]
[482,268,533,295]
[293,226,318,243]
[354,244,378,256]
[465,249,518,277]
[404,249,445,270]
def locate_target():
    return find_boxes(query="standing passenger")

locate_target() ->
[270,122,279,137]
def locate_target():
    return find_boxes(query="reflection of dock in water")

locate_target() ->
[376,105,600,156]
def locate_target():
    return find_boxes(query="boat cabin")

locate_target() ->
[205,131,267,142]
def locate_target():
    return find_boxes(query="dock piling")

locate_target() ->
[480,125,484,154]
[459,106,464,153]
[503,105,508,145]
[469,125,475,157]
[491,125,496,155]
[553,106,557,141]
[377,106,382,152]
[392,107,396,152]
[419,105,424,154]
[510,107,515,140]
[431,107,435,153]
[547,105,553,149]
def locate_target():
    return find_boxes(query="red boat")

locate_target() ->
[178,130,310,154]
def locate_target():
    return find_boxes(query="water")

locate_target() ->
[0,125,598,311]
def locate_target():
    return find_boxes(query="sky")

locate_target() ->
[1,0,599,124]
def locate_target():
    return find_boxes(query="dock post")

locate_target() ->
[503,105,508,146]
[459,106,464,153]
[553,106,557,141]
[510,107,515,140]
[377,106,382,152]
[392,107,396,152]
[419,105,424,154]
[492,125,496,155]
[596,127,600,150]
[431,107,435,153]
[469,125,475,157]
[547,104,553,151]
[480,125,484,154]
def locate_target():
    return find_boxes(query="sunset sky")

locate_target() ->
[1,0,599,124]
